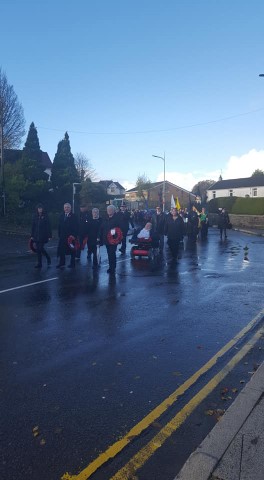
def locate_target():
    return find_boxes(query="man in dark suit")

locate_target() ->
[56,203,79,268]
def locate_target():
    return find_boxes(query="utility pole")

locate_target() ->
[152,153,166,212]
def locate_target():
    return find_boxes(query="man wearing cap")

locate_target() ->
[151,206,166,254]
[56,203,79,268]
[117,204,134,254]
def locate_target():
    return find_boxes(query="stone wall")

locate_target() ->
[229,214,264,229]
[209,213,264,229]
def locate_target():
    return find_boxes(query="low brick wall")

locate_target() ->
[229,214,264,229]
[208,213,264,229]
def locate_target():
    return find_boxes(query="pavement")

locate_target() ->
[175,226,264,480]
[174,361,264,480]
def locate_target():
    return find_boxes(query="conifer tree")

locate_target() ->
[22,122,46,183]
[51,132,80,205]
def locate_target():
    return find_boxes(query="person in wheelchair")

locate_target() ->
[137,222,152,239]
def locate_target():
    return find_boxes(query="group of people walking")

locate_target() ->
[30,202,134,275]
[30,201,230,273]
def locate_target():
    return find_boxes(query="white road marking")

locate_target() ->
[0,277,59,294]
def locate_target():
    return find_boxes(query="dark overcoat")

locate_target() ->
[31,214,52,243]
[57,212,79,256]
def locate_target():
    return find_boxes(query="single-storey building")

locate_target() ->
[207,176,264,201]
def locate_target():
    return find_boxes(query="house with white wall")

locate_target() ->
[207,176,264,201]
[98,180,125,196]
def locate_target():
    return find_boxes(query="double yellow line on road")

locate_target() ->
[62,309,264,480]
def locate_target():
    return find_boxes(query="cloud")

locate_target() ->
[122,180,135,191]
[223,149,264,179]
[157,149,264,191]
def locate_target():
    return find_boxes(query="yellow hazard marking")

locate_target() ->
[111,326,264,480]
[61,309,264,480]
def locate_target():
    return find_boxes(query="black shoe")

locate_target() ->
[56,264,65,269]
[34,264,42,269]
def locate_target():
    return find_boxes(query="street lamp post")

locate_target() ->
[152,153,166,212]
[72,182,81,213]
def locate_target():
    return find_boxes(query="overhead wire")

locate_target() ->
[36,106,264,136]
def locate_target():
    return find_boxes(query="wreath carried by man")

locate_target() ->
[107,227,123,245]
[67,235,80,251]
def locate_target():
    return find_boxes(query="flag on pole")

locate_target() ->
[171,194,175,208]
[176,197,181,210]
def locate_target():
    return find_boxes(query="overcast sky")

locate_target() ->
[1,0,264,190]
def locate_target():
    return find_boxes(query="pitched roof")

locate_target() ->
[126,180,195,196]
[4,149,52,170]
[98,180,125,190]
[208,176,264,190]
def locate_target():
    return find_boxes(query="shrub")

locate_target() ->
[207,197,264,215]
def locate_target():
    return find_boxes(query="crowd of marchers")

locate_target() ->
[30,202,231,274]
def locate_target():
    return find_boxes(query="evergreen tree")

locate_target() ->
[22,122,46,183]
[51,132,80,206]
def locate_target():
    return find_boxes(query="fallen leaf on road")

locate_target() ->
[32,426,39,437]
[221,387,229,394]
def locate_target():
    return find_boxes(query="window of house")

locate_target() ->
[110,187,115,193]
[229,190,233,197]
[252,188,258,197]
[212,191,216,199]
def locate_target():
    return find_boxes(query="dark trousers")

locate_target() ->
[106,244,117,271]
[58,251,75,266]
[76,236,87,259]
[120,232,127,252]
[219,227,227,239]
[157,233,164,252]
[168,238,180,259]
[88,244,98,266]
[36,242,50,266]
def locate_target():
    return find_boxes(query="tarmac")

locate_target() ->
[1,223,264,480]
[175,226,264,480]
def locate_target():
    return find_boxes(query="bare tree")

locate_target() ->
[74,152,97,181]
[0,68,26,148]
[136,173,152,204]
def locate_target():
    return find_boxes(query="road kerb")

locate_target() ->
[174,362,264,480]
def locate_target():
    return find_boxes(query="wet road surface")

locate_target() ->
[1,228,264,480]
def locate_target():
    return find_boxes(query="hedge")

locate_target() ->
[207,197,264,215]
